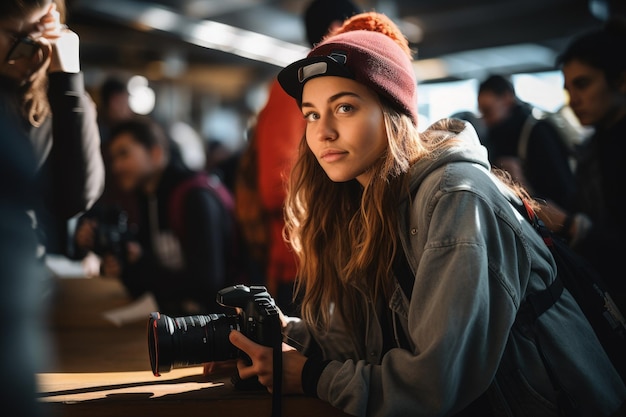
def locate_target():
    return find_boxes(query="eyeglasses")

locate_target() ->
[5,36,40,63]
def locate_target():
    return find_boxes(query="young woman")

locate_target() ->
[226,30,626,416]
[0,0,104,256]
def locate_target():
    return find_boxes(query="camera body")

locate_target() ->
[219,284,280,355]
[91,206,131,260]
[147,284,281,377]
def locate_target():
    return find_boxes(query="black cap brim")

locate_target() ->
[277,55,355,103]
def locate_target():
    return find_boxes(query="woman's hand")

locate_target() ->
[229,330,307,394]
[125,241,143,264]
[100,254,121,278]
[75,219,97,251]
[38,3,80,73]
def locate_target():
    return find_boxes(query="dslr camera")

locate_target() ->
[147,284,281,382]
[90,206,131,261]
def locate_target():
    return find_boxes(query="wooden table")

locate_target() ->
[37,275,350,417]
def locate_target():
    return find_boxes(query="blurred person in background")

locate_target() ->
[477,74,577,210]
[541,17,626,311]
[80,75,139,242]
[206,139,240,194]
[0,0,104,258]
[74,116,240,316]
[97,75,134,145]
[0,100,50,417]
[236,0,361,316]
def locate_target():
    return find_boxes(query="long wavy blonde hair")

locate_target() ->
[2,0,67,127]
[285,99,438,334]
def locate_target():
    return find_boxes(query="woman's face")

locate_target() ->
[0,1,52,83]
[302,76,387,186]
[562,58,626,127]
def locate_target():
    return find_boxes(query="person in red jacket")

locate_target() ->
[255,79,304,314]
[250,0,360,315]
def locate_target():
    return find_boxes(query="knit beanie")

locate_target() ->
[330,11,413,59]
[277,30,418,125]
[304,0,361,46]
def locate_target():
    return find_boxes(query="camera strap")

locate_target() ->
[270,315,283,417]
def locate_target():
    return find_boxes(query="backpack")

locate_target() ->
[168,171,249,286]
[514,199,626,384]
[392,197,626,415]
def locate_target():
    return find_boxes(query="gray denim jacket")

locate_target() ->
[285,119,626,417]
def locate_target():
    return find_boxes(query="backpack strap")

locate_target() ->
[518,111,580,174]
[515,275,564,326]
[513,198,565,323]
[512,198,581,415]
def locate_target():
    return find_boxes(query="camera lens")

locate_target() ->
[147,312,240,376]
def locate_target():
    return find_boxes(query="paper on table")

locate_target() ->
[102,292,159,326]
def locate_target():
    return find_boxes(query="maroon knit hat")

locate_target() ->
[277,30,418,125]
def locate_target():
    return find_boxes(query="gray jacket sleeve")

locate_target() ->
[313,186,525,416]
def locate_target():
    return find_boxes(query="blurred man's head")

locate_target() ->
[477,75,517,128]
[99,76,133,124]
[108,117,169,193]
[557,17,626,128]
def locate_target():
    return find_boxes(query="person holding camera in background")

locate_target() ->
[74,116,241,316]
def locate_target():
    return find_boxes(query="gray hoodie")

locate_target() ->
[285,119,626,417]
